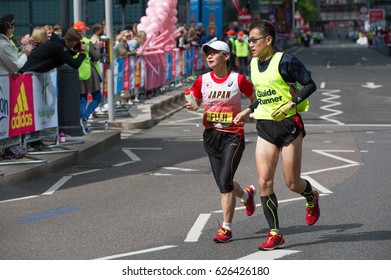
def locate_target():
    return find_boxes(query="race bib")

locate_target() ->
[206,111,233,124]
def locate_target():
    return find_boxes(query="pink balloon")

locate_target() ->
[161,2,170,11]
[146,7,154,17]
[169,9,177,17]
[137,23,145,32]
[170,16,178,25]
[140,16,149,25]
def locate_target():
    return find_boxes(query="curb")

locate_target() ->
[0,132,121,187]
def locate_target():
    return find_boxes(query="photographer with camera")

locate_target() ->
[19,28,87,73]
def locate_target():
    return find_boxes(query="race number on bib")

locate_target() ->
[206,112,233,123]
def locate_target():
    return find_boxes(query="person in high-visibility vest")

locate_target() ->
[73,21,103,134]
[234,19,319,251]
[234,31,250,77]
[225,29,237,71]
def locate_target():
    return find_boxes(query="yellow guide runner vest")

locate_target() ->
[75,37,101,81]
[250,52,309,120]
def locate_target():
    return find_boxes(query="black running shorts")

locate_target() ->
[256,114,306,148]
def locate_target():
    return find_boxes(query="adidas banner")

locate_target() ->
[0,71,58,139]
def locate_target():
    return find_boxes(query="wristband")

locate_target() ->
[248,99,259,113]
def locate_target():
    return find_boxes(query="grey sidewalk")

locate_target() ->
[0,89,185,188]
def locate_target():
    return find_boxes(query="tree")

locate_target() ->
[296,0,319,24]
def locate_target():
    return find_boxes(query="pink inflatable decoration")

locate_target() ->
[136,0,179,55]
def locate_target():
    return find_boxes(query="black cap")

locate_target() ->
[1,14,15,25]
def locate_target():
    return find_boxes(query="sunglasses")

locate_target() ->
[248,35,267,44]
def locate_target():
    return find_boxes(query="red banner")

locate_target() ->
[9,74,36,136]
[123,57,130,91]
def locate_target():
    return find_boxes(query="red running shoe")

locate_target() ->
[306,190,320,225]
[241,185,256,216]
[258,232,285,251]
[213,226,232,243]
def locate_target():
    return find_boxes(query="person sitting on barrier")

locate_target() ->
[73,21,103,134]
[19,28,87,74]
[0,19,33,75]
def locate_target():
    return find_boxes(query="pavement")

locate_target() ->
[0,87,186,188]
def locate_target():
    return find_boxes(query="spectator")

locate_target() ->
[126,30,147,102]
[200,27,216,45]
[234,31,250,77]
[225,29,237,71]
[25,26,50,151]
[127,30,147,52]
[43,24,54,40]
[187,26,199,48]
[176,27,190,50]
[53,23,63,38]
[19,28,87,73]
[0,14,18,49]
[114,30,134,58]
[0,19,32,75]
[115,30,135,105]
[73,21,103,134]
[30,26,48,48]
[90,23,104,44]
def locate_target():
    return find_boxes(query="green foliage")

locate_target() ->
[296,0,319,24]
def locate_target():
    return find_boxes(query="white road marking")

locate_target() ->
[114,147,162,166]
[113,161,138,167]
[43,176,72,195]
[121,148,141,161]
[311,149,360,164]
[301,175,333,194]
[318,90,345,125]
[301,149,361,175]
[320,82,325,88]
[185,213,212,242]
[94,245,177,260]
[238,250,300,260]
[163,167,199,172]
[69,169,102,176]
[152,173,172,176]
[361,82,382,89]
[0,195,40,204]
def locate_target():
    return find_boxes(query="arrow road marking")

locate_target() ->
[302,150,362,175]
[113,147,162,167]
[361,82,382,89]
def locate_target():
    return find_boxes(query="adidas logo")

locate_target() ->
[11,82,33,129]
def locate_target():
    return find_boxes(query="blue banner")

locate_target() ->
[190,0,200,24]
[201,0,223,39]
